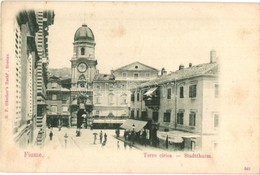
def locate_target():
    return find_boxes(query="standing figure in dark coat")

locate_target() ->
[99,131,103,144]
[104,133,107,143]
[49,131,53,141]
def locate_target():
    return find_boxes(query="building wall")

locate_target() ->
[93,81,130,118]
[130,89,145,119]
[14,21,22,133]
[46,77,71,127]
[130,74,219,135]
[114,70,158,81]
[171,77,204,134]
[158,83,176,130]
[12,10,39,147]
[201,77,220,134]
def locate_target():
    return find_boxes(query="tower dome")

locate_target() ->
[74,24,95,43]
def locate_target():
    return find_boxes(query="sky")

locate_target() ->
[47,2,257,74]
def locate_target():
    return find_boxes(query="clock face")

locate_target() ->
[77,63,87,73]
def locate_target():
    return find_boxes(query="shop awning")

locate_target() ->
[144,87,158,96]
[120,119,148,132]
[93,119,126,124]
[157,131,200,143]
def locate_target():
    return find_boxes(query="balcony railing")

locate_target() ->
[144,97,160,107]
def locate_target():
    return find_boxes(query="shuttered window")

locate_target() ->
[177,112,184,125]
[189,85,197,98]
[189,112,196,126]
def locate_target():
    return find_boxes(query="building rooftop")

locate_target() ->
[136,62,218,88]
[74,24,95,43]
[93,73,115,82]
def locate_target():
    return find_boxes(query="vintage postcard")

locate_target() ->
[1,1,259,173]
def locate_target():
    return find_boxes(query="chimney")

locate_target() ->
[179,64,184,70]
[189,63,192,67]
[161,68,167,76]
[210,49,217,63]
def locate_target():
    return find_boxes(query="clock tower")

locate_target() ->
[70,24,97,127]
[71,24,97,89]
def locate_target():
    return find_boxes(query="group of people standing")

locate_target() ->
[124,129,148,146]
[93,130,107,146]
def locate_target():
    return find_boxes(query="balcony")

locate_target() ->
[144,97,160,109]
[143,87,160,109]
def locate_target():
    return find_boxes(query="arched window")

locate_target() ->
[81,47,85,55]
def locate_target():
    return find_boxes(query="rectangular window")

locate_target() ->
[52,94,57,100]
[152,112,159,122]
[136,110,140,119]
[131,110,135,118]
[214,114,219,128]
[180,86,184,98]
[145,73,150,78]
[131,93,135,101]
[177,112,184,125]
[134,73,139,79]
[163,112,171,122]
[137,92,140,101]
[63,95,67,101]
[62,106,68,112]
[189,85,197,98]
[141,111,147,119]
[51,105,57,114]
[189,112,196,126]
[167,88,172,99]
[215,84,219,98]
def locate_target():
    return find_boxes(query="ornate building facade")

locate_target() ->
[11,10,55,148]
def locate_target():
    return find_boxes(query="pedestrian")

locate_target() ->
[115,128,120,137]
[64,133,68,149]
[124,142,127,149]
[49,131,53,141]
[124,130,127,140]
[99,131,103,144]
[76,128,80,137]
[93,133,97,144]
[142,130,147,146]
[166,135,169,149]
[117,141,120,149]
[104,133,107,143]
[131,130,135,146]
